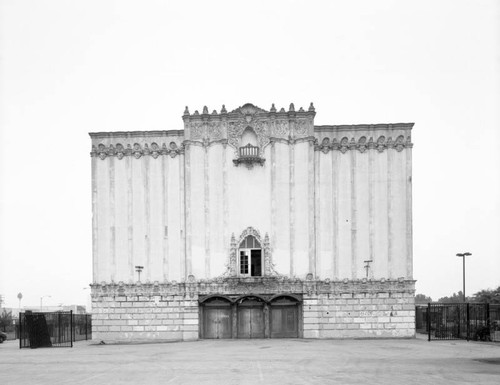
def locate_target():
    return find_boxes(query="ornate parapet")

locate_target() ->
[182,103,316,153]
[314,123,414,154]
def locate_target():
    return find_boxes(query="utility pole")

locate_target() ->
[456,252,472,302]
[363,260,373,278]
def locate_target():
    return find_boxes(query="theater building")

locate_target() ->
[89,103,415,341]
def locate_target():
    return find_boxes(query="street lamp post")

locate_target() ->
[40,295,51,312]
[456,252,472,302]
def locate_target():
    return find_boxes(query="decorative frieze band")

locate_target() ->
[90,278,416,299]
[315,135,413,154]
[90,142,184,160]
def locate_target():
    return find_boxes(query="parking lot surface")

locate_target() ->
[1,336,499,384]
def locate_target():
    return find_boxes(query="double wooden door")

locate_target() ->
[201,297,300,339]
[237,306,265,338]
[270,305,298,338]
[203,307,232,339]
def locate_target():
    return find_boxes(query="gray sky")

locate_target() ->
[1,0,499,308]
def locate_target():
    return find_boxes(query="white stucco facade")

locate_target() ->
[89,103,415,341]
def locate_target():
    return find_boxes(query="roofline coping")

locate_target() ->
[315,123,414,131]
[89,130,184,139]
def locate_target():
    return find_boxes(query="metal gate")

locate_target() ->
[417,303,491,341]
[19,311,92,348]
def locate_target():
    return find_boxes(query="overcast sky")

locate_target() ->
[1,0,499,309]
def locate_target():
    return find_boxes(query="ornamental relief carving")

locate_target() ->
[91,142,184,160]
[295,119,309,136]
[227,120,270,151]
[315,135,412,154]
[189,122,204,140]
[91,279,415,297]
[224,227,279,278]
[274,120,288,137]
[208,121,224,140]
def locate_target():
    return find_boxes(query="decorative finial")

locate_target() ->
[202,106,209,114]
[221,104,227,114]
[194,110,199,115]
[289,103,295,112]
[298,107,304,112]
[308,102,315,112]
[279,107,286,113]
[270,103,276,112]
[212,110,217,114]
[184,106,190,115]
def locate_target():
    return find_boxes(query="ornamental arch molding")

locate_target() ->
[226,227,277,277]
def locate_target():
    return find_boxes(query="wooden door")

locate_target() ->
[271,305,298,338]
[204,308,232,339]
[237,307,264,338]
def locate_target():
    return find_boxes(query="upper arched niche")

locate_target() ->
[241,127,258,147]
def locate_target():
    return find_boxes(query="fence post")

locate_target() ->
[427,303,431,341]
[19,313,22,349]
[486,303,490,341]
[467,302,470,341]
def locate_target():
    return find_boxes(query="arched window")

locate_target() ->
[239,235,262,277]
[241,127,258,147]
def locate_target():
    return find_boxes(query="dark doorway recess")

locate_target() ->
[251,250,262,276]
[270,296,299,338]
[237,297,265,338]
[202,297,232,339]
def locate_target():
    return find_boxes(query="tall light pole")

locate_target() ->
[456,252,472,302]
[40,295,51,312]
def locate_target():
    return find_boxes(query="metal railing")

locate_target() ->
[239,144,259,158]
[19,311,92,348]
[416,303,494,341]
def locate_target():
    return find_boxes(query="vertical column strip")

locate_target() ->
[109,157,116,282]
[368,146,375,272]
[289,141,295,277]
[312,143,319,277]
[387,147,393,278]
[223,143,228,268]
[162,154,169,281]
[350,148,357,278]
[143,156,151,281]
[127,155,134,279]
[332,149,339,279]
[184,146,191,278]
[270,141,276,253]
[91,155,98,283]
[204,144,210,278]
[406,145,413,279]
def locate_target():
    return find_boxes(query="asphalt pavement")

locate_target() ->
[1,335,499,384]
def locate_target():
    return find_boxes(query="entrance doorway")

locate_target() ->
[201,297,232,339]
[270,296,299,338]
[237,297,265,338]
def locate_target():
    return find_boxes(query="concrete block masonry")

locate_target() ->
[302,291,415,338]
[92,294,199,342]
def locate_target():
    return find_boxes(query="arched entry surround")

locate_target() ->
[199,294,302,339]
[227,227,278,277]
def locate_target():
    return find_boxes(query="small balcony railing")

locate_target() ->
[233,144,265,168]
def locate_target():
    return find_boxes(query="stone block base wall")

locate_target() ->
[303,291,415,338]
[92,290,199,342]
[91,278,415,341]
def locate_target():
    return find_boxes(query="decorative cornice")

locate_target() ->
[89,130,184,139]
[90,142,184,160]
[314,123,414,132]
[315,135,413,154]
[90,278,416,299]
